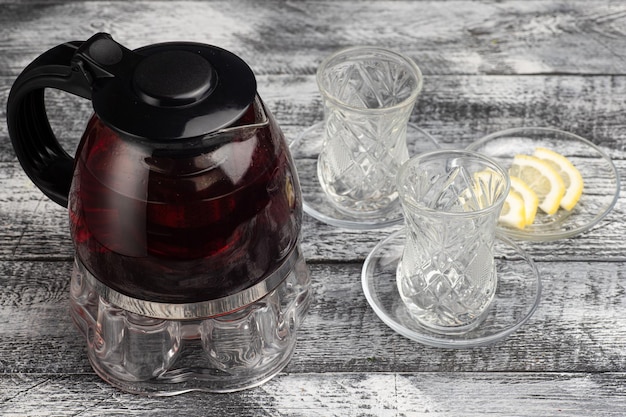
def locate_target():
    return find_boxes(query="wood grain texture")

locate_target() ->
[1,262,625,376]
[3,74,626,263]
[1,260,626,414]
[5,72,626,159]
[2,1,626,77]
[2,372,626,416]
[2,158,625,263]
[1,0,626,415]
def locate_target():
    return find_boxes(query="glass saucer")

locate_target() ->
[290,122,439,229]
[467,127,620,241]
[361,229,542,348]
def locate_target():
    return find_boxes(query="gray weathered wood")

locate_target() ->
[2,1,626,77]
[1,262,625,375]
[2,373,626,416]
[5,73,626,157]
[1,0,626,415]
[4,73,626,263]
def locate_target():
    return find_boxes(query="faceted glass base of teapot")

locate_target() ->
[69,250,311,396]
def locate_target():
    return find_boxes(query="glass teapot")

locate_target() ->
[6,33,310,395]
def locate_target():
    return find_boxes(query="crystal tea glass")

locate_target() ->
[316,46,423,218]
[396,150,510,334]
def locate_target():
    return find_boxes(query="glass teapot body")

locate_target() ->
[70,98,302,305]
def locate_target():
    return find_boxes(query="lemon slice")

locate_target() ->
[499,190,526,229]
[469,168,509,207]
[509,175,538,225]
[509,154,565,215]
[469,170,528,229]
[533,147,584,211]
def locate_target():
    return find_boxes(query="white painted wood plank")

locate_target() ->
[1,372,625,416]
[1,261,624,375]
[4,73,626,161]
[2,158,624,263]
[1,1,625,414]
[4,71,626,159]
[2,1,626,77]
[2,73,626,263]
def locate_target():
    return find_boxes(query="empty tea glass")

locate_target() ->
[396,150,510,334]
[316,46,423,218]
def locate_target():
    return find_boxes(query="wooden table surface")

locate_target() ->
[1,1,626,415]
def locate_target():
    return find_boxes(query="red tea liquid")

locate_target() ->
[69,106,301,303]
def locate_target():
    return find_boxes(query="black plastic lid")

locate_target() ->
[74,34,257,140]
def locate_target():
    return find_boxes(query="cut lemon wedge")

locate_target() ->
[460,169,507,211]
[499,190,526,229]
[509,154,565,215]
[509,175,538,225]
[472,169,503,207]
[472,169,527,229]
[533,147,584,211]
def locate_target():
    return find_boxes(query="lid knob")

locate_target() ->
[133,50,215,107]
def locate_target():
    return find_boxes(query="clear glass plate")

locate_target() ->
[361,229,542,348]
[467,127,620,241]
[290,122,439,229]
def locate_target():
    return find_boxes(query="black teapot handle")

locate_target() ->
[6,33,123,207]
[6,40,92,207]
